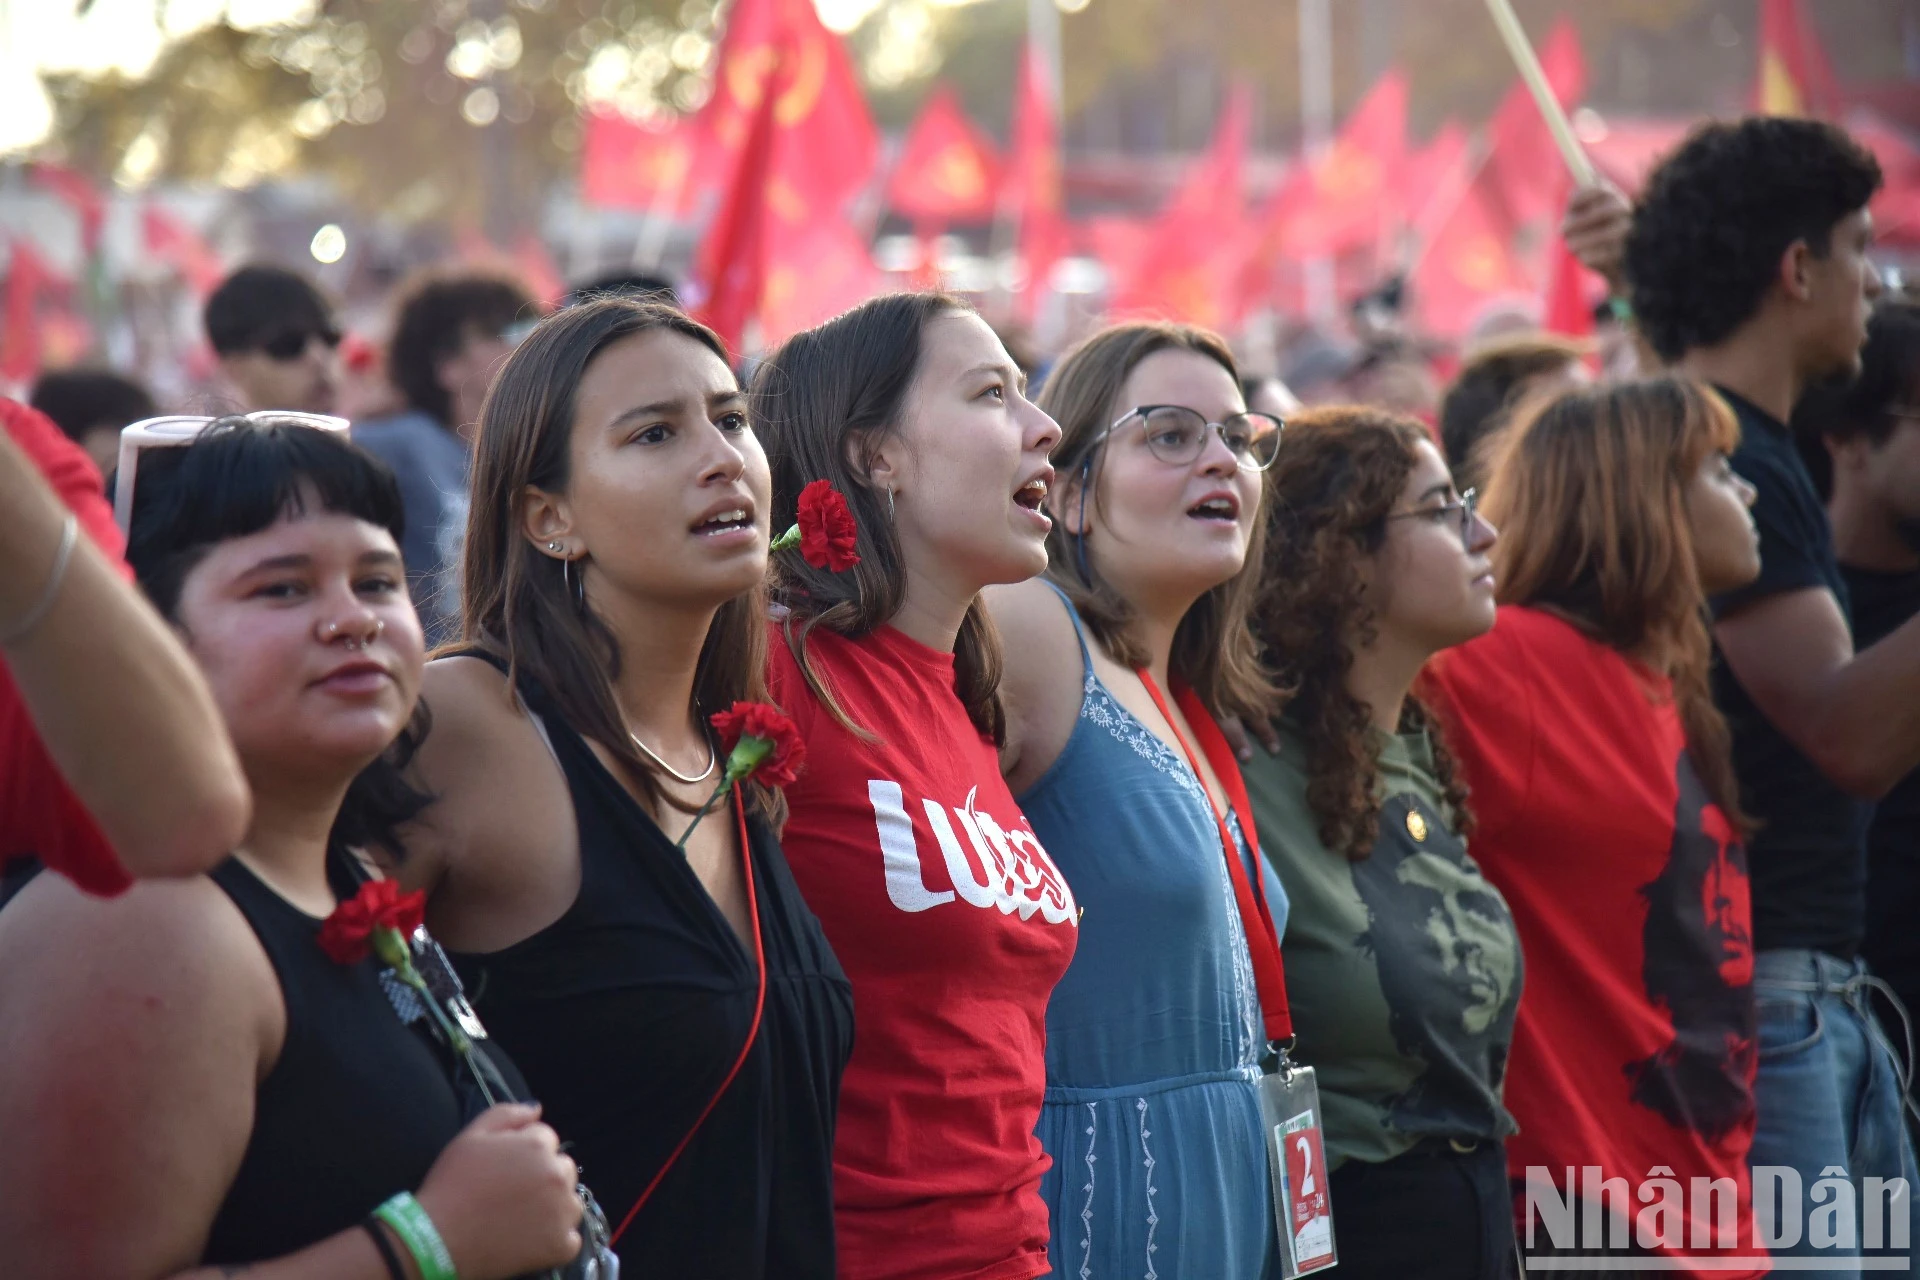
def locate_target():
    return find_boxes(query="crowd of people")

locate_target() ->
[0,112,1916,1280]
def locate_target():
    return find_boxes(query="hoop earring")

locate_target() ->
[1073,455,1094,584]
[562,556,584,607]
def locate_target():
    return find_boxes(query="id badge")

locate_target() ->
[1259,1057,1337,1275]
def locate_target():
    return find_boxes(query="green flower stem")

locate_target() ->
[675,736,769,849]
[770,524,801,552]
[374,926,497,1107]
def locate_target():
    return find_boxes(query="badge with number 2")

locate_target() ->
[1259,1057,1337,1275]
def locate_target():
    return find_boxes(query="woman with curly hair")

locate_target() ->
[1423,378,1768,1275]
[1241,406,1521,1280]
[988,321,1286,1279]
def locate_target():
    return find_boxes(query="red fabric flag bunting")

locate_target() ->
[579,111,703,214]
[1109,84,1256,330]
[1005,44,1066,318]
[29,163,105,254]
[1755,0,1839,118]
[888,85,1002,224]
[1286,70,1409,257]
[1481,18,1587,234]
[1410,178,1533,340]
[142,206,224,297]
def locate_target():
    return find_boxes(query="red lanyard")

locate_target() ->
[1137,670,1293,1044]
[610,785,766,1244]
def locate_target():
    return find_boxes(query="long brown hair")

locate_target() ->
[1037,321,1277,724]
[751,291,1007,742]
[1259,406,1474,860]
[462,296,772,815]
[1481,375,1752,833]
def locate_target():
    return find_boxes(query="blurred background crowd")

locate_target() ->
[0,0,1915,424]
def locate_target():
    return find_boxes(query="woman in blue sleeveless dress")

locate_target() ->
[989,322,1287,1279]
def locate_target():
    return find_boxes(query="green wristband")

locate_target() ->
[372,1191,458,1280]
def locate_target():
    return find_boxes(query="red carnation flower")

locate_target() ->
[795,479,861,572]
[709,700,807,790]
[317,879,427,966]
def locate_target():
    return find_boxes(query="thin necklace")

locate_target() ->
[629,725,716,785]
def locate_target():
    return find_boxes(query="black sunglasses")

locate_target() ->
[258,325,343,361]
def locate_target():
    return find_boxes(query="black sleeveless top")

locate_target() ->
[203,851,478,1264]
[443,653,854,1278]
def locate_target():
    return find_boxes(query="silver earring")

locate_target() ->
[563,556,582,606]
[547,541,562,553]
[887,487,896,519]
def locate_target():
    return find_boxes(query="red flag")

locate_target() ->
[1005,44,1066,317]
[697,0,877,218]
[579,111,702,214]
[1756,0,1838,117]
[1285,71,1409,256]
[142,206,224,296]
[1482,18,1587,234]
[1,242,62,384]
[1541,238,1598,338]
[1110,85,1256,330]
[760,222,886,345]
[29,163,104,254]
[1401,122,1471,231]
[687,0,878,343]
[694,77,779,351]
[887,85,1002,224]
[1410,179,1532,340]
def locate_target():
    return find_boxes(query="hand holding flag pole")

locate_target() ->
[1482,0,1597,188]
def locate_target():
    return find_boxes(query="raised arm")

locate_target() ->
[1714,587,1920,799]
[0,403,248,882]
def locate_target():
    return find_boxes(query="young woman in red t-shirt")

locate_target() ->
[751,292,1079,1280]
[1423,377,1764,1274]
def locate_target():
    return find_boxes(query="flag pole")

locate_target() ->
[1298,0,1335,321]
[1481,0,1596,186]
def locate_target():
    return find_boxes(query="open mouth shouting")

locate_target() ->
[1013,469,1054,531]
[1187,490,1242,524]
[691,498,759,546]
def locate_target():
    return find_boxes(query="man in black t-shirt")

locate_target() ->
[1796,301,1920,1109]
[1624,118,1918,1265]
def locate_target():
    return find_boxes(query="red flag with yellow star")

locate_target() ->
[1755,0,1839,117]
[888,85,1002,224]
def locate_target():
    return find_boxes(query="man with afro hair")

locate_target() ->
[1628,116,1917,1264]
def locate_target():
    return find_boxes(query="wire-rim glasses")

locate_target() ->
[1096,405,1284,472]
[1383,487,1480,547]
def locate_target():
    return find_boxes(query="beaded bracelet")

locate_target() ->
[371,1190,458,1280]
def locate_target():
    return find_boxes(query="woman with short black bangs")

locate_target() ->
[392,298,852,1277]
[0,418,582,1279]
[1240,406,1523,1280]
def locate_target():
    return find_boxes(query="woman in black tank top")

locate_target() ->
[0,419,581,1278]
[392,300,852,1277]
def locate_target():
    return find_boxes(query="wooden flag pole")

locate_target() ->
[1482,0,1597,187]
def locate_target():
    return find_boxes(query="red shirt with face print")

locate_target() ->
[1424,606,1761,1277]
[768,622,1078,1280]
[0,398,132,897]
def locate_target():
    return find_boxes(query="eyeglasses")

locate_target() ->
[114,411,351,532]
[1383,487,1480,547]
[1097,405,1284,472]
[258,325,344,362]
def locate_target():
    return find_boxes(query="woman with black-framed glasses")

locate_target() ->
[1238,405,1522,1280]
[986,321,1288,1279]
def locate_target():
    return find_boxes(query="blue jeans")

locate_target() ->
[1750,949,1918,1276]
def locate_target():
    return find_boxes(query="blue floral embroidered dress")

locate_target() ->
[1017,587,1284,1280]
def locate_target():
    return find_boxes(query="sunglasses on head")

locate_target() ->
[257,325,344,361]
